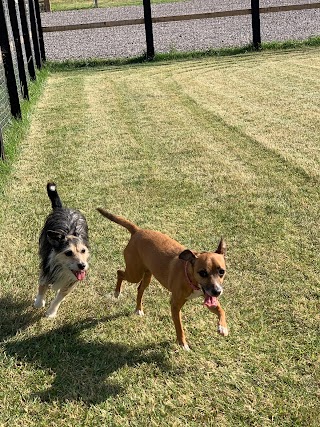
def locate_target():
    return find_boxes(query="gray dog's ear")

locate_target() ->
[179,249,198,264]
[215,237,226,257]
[47,230,66,247]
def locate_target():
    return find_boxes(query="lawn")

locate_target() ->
[50,0,187,12]
[0,47,319,426]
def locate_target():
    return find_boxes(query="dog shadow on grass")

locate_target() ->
[1,296,171,404]
[0,295,44,341]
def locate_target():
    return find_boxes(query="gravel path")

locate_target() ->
[41,0,320,61]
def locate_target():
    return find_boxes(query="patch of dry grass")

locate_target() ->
[0,48,319,426]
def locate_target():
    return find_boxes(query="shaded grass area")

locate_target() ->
[0,48,319,426]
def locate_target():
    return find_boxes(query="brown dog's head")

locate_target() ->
[179,238,226,297]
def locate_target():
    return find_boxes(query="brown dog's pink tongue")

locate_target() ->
[203,293,218,308]
[74,270,86,281]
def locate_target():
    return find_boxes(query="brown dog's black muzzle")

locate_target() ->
[203,284,223,297]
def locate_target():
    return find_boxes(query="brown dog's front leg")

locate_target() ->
[207,300,228,336]
[170,296,189,350]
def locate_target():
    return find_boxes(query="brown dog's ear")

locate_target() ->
[215,237,226,257]
[47,230,66,248]
[179,249,197,264]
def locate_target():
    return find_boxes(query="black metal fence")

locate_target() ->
[143,0,261,58]
[0,0,45,160]
[42,1,320,62]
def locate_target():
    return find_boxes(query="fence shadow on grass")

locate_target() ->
[1,296,171,404]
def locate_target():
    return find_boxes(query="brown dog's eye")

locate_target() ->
[198,270,208,278]
[218,268,225,277]
[65,250,73,257]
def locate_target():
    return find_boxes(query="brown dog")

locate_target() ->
[97,208,228,350]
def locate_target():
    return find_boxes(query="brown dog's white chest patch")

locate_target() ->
[186,289,204,300]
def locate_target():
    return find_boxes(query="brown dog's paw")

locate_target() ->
[114,290,121,299]
[180,342,191,351]
[135,309,144,316]
[218,325,229,336]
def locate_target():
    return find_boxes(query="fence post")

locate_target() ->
[18,0,36,80]
[142,0,154,60]
[44,0,51,12]
[27,0,42,68]
[0,0,21,118]
[251,0,261,50]
[0,127,5,161]
[8,0,29,99]
[34,0,46,62]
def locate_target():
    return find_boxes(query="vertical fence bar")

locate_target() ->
[34,0,46,62]
[251,0,261,49]
[8,0,29,99]
[18,0,36,80]
[0,127,5,160]
[143,0,154,60]
[0,0,21,118]
[43,0,51,12]
[28,0,42,68]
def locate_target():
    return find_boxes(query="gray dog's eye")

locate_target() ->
[198,270,208,278]
[65,250,73,257]
[81,248,86,254]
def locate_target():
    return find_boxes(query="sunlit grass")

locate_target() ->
[50,0,187,12]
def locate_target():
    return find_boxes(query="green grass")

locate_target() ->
[46,36,320,71]
[50,0,187,12]
[0,47,319,426]
[0,69,48,195]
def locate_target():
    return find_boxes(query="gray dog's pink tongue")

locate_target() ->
[203,293,218,308]
[74,270,86,281]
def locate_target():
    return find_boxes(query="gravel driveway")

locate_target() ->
[41,0,320,61]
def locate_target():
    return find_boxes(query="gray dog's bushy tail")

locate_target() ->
[97,208,139,235]
[47,182,63,210]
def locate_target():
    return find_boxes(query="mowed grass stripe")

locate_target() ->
[0,49,319,426]
[86,59,318,266]
[172,52,320,179]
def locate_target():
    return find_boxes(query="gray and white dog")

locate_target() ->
[34,182,90,318]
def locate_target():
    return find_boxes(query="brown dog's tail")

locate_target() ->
[97,208,139,235]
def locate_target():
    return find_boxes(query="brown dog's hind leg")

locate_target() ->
[207,301,229,336]
[115,269,125,298]
[170,296,189,351]
[115,262,145,298]
[135,271,152,316]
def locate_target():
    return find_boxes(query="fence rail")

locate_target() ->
[42,2,320,33]
[0,0,44,160]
